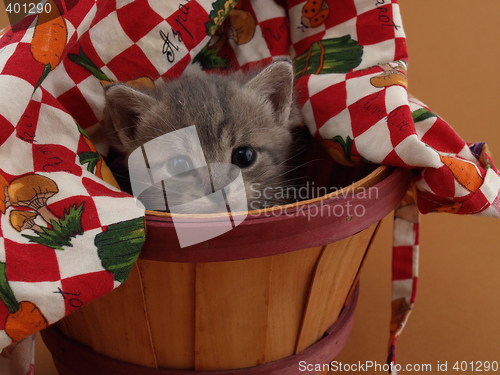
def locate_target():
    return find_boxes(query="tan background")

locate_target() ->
[0,0,499,373]
[338,0,500,372]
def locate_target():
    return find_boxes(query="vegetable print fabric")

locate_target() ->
[0,0,499,373]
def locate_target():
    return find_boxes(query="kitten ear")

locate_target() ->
[244,60,295,126]
[103,83,157,152]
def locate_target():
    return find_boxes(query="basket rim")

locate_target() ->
[139,167,412,262]
[144,165,390,219]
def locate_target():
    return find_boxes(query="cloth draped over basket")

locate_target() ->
[0,0,498,373]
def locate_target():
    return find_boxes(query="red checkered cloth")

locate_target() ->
[0,0,498,373]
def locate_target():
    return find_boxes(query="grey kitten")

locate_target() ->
[103,60,304,213]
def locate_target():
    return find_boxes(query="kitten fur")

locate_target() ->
[103,60,304,213]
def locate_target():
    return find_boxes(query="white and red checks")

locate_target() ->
[0,0,499,373]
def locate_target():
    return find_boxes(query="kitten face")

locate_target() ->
[103,60,303,213]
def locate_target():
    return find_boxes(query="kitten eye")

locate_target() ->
[167,155,194,175]
[231,146,256,168]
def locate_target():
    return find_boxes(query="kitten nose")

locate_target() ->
[206,191,227,206]
[207,163,241,191]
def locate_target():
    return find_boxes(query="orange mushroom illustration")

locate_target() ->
[7,174,59,223]
[1,174,85,249]
[370,61,408,88]
[0,173,9,214]
[9,211,43,233]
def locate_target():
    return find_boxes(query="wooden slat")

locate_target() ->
[265,246,323,363]
[66,263,158,368]
[295,222,378,354]
[195,257,273,370]
[137,259,196,369]
[56,305,94,349]
[343,222,381,305]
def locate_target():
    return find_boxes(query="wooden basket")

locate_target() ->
[41,161,411,375]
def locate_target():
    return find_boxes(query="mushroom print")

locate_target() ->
[370,61,408,88]
[1,173,84,249]
[9,211,43,233]
[7,174,59,224]
[0,173,10,214]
